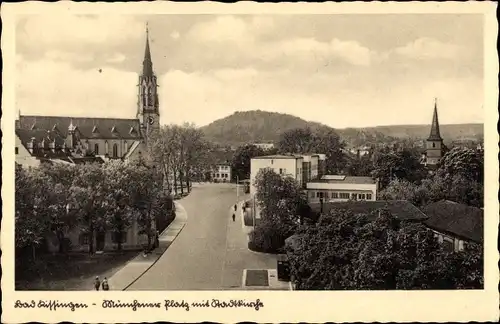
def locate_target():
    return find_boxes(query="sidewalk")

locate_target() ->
[107,201,188,290]
[223,196,291,290]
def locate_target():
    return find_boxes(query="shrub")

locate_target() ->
[248,221,290,254]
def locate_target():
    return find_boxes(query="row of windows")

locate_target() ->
[213,173,229,179]
[219,165,230,171]
[311,191,372,200]
[93,143,125,157]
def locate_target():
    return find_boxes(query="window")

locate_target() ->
[310,191,315,198]
[367,194,372,200]
[351,193,357,200]
[113,144,118,158]
[15,147,19,155]
[316,192,321,198]
[324,192,329,198]
[94,143,99,155]
[443,238,454,252]
[359,194,366,200]
[331,192,339,199]
[79,233,90,245]
[216,173,220,178]
[279,168,283,174]
[432,142,436,148]
[339,193,350,199]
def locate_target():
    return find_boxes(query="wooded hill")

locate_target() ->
[200,110,483,147]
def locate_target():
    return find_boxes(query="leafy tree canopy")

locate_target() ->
[287,208,483,290]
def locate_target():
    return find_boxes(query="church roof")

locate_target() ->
[428,99,443,142]
[19,116,142,140]
[16,128,66,147]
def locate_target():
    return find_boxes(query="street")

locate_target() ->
[126,182,277,290]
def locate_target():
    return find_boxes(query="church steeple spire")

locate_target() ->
[428,97,442,141]
[142,22,154,77]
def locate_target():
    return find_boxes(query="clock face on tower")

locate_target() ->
[147,116,155,125]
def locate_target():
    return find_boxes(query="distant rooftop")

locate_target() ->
[310,200,428,221]
[308,175,377,185]
[252,154,302,160]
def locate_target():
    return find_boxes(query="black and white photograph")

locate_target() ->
[2,1,498,323]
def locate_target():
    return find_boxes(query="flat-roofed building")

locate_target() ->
[306,175,378,203]
[250,155,304,195]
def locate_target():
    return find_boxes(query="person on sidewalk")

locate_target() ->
[234,204,237,211]
[102,277,109,291]
[155,230,160,248]
[232,213,236,222]
[94,276,101,291]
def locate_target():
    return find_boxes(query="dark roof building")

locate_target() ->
[19,116,142,140]
[310,200,428,221]
[15,25,159,166]
[422,200,483,243]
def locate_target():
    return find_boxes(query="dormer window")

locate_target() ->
[31,123,37,130]
[111,126,118,134]
[92,126,99,134]
[129,127,136,134]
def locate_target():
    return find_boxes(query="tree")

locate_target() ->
[277,127,346,174]
[287,208,483,290]
[69,163,110,255]
[15,165,50,258]
[36,163,78,253]
[438,147,483,184]
[128,162,162,250]
[231,144,266,181]
[345,154,373,177]
[371,148,426,189]
[102,160,138,251]
[250,168,309,253]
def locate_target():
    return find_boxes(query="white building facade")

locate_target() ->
[306,175,378,204]
[212,164,232,182]
[250,155,304,195]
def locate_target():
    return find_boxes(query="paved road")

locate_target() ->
[127,182,249,290]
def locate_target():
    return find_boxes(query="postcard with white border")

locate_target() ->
[2,1,499,323]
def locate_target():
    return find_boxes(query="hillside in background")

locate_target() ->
[200,110,483,147]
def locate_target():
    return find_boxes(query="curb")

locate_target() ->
[120,201,188,291]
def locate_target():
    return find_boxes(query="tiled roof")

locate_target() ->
[422,200,483,243]
[16,128,66,147]
[310,200,428,221]
[19,116,142,140]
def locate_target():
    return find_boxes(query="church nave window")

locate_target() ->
[113,144,118,158]
[94,143,99,155]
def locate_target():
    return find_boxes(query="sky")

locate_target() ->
[15,14,484,128]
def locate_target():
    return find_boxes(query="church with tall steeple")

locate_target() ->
[15,26,159,165]
[422,98,446,167]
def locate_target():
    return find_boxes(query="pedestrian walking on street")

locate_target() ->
[234,204,237,211]
[102,277,109,291]
[94,276,101,291]
[232,213,235,222]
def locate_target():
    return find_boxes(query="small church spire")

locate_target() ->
[143,22,154,77]
[428,98,442,141]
